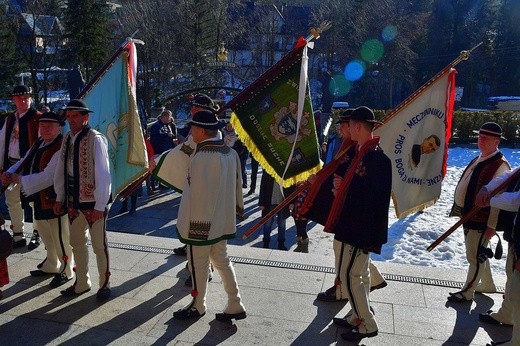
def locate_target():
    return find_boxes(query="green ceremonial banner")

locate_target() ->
[79,41,148,197]
[225,43,321,187]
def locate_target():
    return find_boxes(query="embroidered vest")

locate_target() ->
[453,152,509,230]
[3,108,40,169]
[31,135,64,220]
[62,126,98,210]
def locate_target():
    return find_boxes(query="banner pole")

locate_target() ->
[241,142,352,240]
[242,183,309,240]
[77,31,140,99]
[218,21,331,116]
[377,42,482,126]
[427,168,520,252]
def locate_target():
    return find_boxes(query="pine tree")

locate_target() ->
[63,0,112,82]
[492,0,520,95]
[0,5,22,97]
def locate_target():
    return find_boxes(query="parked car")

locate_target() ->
[488,96,520,111]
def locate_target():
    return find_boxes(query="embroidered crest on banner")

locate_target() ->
[269,101,311,143]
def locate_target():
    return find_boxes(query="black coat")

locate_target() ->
[258,172,294,219]
[303,145,356,226]
[332,149,392,254]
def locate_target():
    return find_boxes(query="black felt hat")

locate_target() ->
[188,110,225,130]
[10,85,32,97]
[63,99,93,113]
[189,93,220,112]
[344,106,383,125]
[472,122,505,139]
[39,111,65,126]
[336,108,355,124]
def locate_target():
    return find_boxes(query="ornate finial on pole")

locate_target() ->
[458,42,483,62]
[306,20,332,42]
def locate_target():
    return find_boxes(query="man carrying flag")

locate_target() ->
[299,109,387,302]
[447,122,510,303]
[326,106,391,341]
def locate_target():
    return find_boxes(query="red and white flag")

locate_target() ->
[375,69,456,218]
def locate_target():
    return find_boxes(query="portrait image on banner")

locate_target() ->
[375,69,456,218]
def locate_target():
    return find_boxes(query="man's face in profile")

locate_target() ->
[421,136,439,154]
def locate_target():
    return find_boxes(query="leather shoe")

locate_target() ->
[447,291,472,303]
[96,287,112,301]
[486,340,512,346]
[173,307,205,320]
[334,306,376,328]
[13,238,27,248]
[333,317,354,328]
[37,258,46,269]
[317,286,348,302]
[27,231,41,250]
[49,273,71,288]
[341,327,378,341]
[173,245,187,256]
[60,286,91,297]
[215,311,247,321]
[30,269,54,277]
[370,281,388,292]
[479,311,512,326]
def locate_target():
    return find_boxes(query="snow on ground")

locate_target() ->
[373,146,520,275]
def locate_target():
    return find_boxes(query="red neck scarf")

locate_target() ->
[324,136,380,232]
[299,139,355,216]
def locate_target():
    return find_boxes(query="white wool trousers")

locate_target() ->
[501,268,520,346]
[34,214,74,279]
[461,228,495,299]
[335,240,378,333]
[333,239,384,300]
[186,240,244,315]
[490,244,514,325]
[5,184,24,235]
[68,211,110,293]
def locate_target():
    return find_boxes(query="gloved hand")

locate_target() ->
[477,246,494,264]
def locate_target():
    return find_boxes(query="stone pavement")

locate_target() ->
[0,172,514,345]
[0,230,513,345]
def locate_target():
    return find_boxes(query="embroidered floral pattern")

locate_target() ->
[197,141,230,154]
[189,221,211,240]
[78,133,96,202]
[180,142,194,157]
